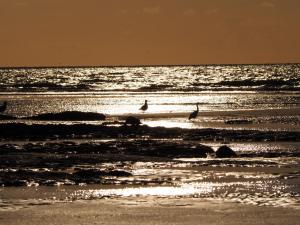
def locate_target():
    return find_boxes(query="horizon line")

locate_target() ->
[0,62,299,69]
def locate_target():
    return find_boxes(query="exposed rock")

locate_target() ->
[73,169,103,178]
[26,111,106,121]
[216,145,237,158]
[124,116,141,126]
[0,114,17,120]
[106,170,132,177]
[225,119,253,124]
[0,123,298,142]
[0,169,132,187]
[143,144,214,158]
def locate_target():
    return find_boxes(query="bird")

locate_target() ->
[139,100,148,111]
[188,103,199,120]
[0,101,7,113]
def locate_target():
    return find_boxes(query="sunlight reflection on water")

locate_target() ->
[1,91,299,131]
[68,180,300,209]
[72,183,215,198]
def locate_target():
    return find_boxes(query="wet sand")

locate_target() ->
[1,122,299,224]
[1,198,299,225]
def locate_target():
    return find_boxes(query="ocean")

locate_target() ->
[0,64,299,210]
[0,64,299,130]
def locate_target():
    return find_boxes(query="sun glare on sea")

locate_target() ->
[72,183,215,199]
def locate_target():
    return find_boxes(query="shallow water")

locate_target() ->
[1,155,299,210]
[1,141,300,209]
[1,64,300,130]
[1,92,299,131]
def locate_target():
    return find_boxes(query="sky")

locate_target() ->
[0,0,300,66]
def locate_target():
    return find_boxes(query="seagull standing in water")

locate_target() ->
[0,101,7,113]
[140,100,148,111]
[188,103,199,120]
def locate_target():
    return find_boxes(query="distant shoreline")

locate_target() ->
[0,62,300,69]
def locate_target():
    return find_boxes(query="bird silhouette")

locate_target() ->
[188,103,199,120]
[0,101,7,113]
[139,100,148,111]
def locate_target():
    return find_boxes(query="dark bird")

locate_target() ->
[188,103,199,120]
[0,101,7,113]
[139,100,148,111]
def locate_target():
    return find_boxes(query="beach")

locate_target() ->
[1,123,299,224]
[1,0,300,221]
[1,198,300,225]
[0,65,299,224]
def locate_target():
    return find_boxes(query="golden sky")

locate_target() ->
[0,0,300,66]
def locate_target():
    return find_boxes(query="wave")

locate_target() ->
[1,65,299,92]
[0,78,299,92]
[1,83,298,93]
[217,79,300,91]
[137,84,174,91]
[10,83,91,92]
[216,78,300,87]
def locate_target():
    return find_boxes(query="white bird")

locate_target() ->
[0,101,7,113]
[139,100,148,111]
[188,103,199,120]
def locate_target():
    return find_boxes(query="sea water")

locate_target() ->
[0,64,299,130]
[0,64,300,209]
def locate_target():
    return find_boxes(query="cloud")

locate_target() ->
[14,1,30,7]
[260,1,276,8]
[143,6,160,14]
[183,9,196,16]
[120,9,129,15]
[204,8,219,15]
